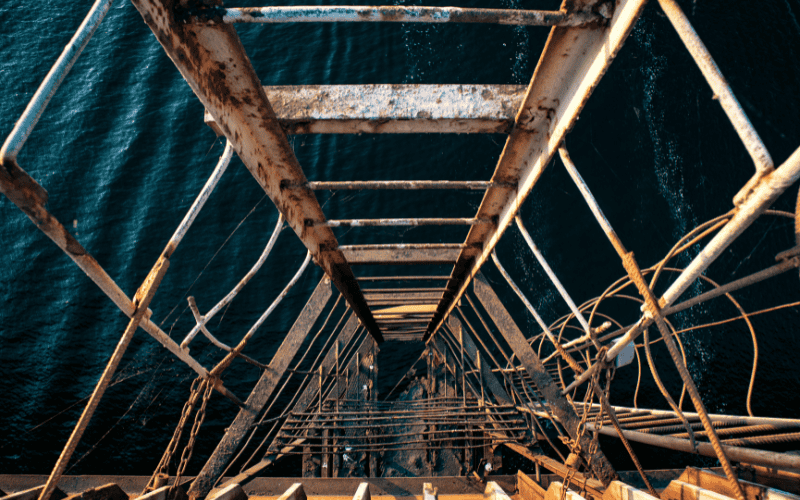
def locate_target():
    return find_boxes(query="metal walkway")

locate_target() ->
[3,1,800,500]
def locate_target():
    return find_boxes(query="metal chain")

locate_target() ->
[172,378,214,495]
[142,377,204,495]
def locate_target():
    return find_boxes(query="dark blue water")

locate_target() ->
[2,0,800,477]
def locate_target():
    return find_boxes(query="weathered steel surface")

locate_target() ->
[0,0,113,163]
[222,7,599,26]
[587,424,800,471]
[427,0,648,337]
[445,316,512,406]
[341,247,461,265]
[131,0,382,345]
[188,278,332,499]
[38,257,171,500]
[657,0,772,174]
[373,304,438,314]
[472,273,618,486]
[326,218,487,227]
[211,316,363,492]
[309,181,489,190]
[204,85,524,134]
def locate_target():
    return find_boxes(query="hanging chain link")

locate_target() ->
[172,378,214,495]
[142,377,213,496]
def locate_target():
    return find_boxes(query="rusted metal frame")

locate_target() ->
[660,144,800,310]
[587,422,800,471]
[357,275,452,281]
[455,297,572,457]
[1,96,241,394]
[222,6,600,26]
[37,258,169,500]
[211,316,364,491]
[514,216,599,349]
[325,218,490,227]
[514,214,600,354]
[426,0,649,339]
[344,244,465,250]
[208,252,313,379]
[555,146,744,500]
[188,277,333,499]
[218,295,346,479]
[182,212,284,349]
[562,144,800,392]
[204,84,525,135]
[586,403,800,428]
[435,327,484,411]
[342,247,461,265]
[131,0,383,345]
[363,287,449,292]
[447,316,514,408]
[0,0,113,163]
[656,0,773,177]
[472,272,618,485]
[309,181,490,190]
[562,257,800,359]
[491,251,588,375]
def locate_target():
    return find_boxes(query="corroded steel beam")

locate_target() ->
[131,0,382,345]
[222,7,600,26]
[341,246,461,265]
[308,181,490,190]
[472,272,618,486]
[326,218,488,227]
[204,85,525,134]
[190,278,333,499]
[211,317,364,493]
[427,0,649,337]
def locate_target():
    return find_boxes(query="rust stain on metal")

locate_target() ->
[131,0,383,344]
[204,84,525,134]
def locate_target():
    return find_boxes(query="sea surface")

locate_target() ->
[2,0,800,477]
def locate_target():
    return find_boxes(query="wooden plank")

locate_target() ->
[189,278,332,498]
[675,468,800,500]
[602,481,659,500]
[485,481,513,500]
[473,272,617,485]
[353,483,371,500]
[517,471,546,500]
[207,484,247,500]
[423,483,438,500]
[545,482,586,500]
[275,484,306,500]
[661,481,734,500]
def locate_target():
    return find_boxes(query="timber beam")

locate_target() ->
[131,0,383,345]
[426,0,649,338]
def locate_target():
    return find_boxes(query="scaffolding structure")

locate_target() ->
[2,2,800,500]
